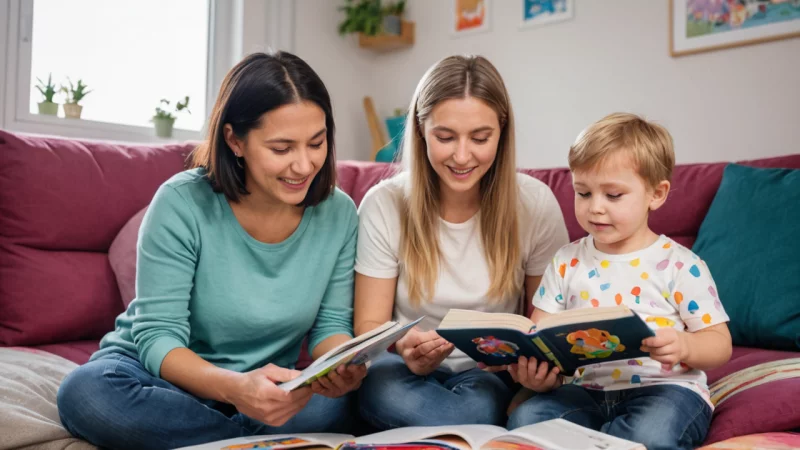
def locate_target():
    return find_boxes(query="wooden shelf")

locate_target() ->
[359,20,415,52]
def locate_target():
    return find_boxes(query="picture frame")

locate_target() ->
[670,0,800,57]
[452,0,491,37]
[520,0,574,30]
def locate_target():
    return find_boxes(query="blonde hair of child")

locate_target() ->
[568,113,675,189]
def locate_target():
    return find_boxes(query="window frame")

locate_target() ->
[1,0,230,143]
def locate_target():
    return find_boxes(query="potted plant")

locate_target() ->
[35,74,58,116]
[381,0,406,35]
[338,0,383,36]
[60,78,91,119]
[151,96,190,138]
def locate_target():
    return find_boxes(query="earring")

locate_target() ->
[234,153,244,168]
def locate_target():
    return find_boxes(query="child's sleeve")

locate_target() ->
[531,254,567,314]
[671,257,730,332]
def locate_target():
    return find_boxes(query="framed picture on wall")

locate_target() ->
[520,0,574,29]
[670,0,800,57]
[452,0,491,37]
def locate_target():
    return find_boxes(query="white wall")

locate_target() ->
[292,0,800,168]
[293,0,379,162]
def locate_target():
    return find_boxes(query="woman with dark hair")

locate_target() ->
[57,51,365,450]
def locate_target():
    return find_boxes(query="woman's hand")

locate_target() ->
[311,364,368,398]
[226,364,313,426]
[395,328,455,376]
[508,356,562,393]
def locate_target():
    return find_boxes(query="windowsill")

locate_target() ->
[6,111,204,144]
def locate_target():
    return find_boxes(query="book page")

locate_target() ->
[351,425,508,450]
[308,321,397,368]
[174,433,354,450]
[279,317,423,392]
[438,309,534,334]
[489,419,644,450]
[536,306,633,331]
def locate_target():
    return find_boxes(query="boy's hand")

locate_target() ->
[641,328,690,371]
[508,356,561,393]
[396,328,455,376]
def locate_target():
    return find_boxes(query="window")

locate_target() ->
[1,0,295,143]
[28,0,209,132]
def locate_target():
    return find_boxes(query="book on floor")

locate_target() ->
[175,419,644,450]
[278,317,424,392]
[436,306,654,376]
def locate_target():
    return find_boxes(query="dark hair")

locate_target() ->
[191,51,336,206]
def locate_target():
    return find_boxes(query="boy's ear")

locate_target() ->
[649,180,671,211]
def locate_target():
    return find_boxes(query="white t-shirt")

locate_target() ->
[533,235,730,407]
[355,172,569,372]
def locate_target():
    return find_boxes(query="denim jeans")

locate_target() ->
[57,353,353,450]
[507,383,712,450]
[357,352,513,430]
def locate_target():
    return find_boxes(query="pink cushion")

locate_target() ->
[700,432,800,449]
[108,207,148,308]
[30,340,100,365]
[703,348,800,445]
[336,161,398,207]
[0,130,193,346]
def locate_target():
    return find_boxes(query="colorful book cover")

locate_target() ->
[438,315,654,376]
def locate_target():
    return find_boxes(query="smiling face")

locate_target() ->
[572,152,669,254]
[422,96,501,201]
[225,100,327,207]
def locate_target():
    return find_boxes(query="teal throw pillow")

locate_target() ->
[693,163,799,351]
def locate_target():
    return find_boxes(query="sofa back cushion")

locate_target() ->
[336,154,800,246]
[0,130,192,346]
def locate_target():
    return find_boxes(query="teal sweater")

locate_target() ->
[93,168,357,377]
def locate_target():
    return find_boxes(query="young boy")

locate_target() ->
[506,113,732,450]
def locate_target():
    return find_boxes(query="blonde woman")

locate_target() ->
[353,55,569,429]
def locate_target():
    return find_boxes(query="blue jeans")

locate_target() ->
[507,384,712,450]
[357,352,513,430]
[57,353,353,450]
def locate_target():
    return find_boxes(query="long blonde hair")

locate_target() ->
[399,55,521,306]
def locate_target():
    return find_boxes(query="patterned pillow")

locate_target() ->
[699,432,800,449]
[0,347,97,449]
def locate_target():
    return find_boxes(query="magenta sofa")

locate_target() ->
[1,129,798,445]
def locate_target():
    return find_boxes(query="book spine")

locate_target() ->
[532,336,565,373]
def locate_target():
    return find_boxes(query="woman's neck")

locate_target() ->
[230,179,304,244]
[439,183,481,224]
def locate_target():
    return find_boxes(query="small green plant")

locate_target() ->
[382,0,405,17]
[153,96,191,120]
[35,73,57,103]
[60,78,92,105]
[338,0,382,36]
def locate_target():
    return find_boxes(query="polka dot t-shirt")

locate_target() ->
[533,235,730,407]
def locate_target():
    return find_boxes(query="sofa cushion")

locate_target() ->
[108,207,148,308]
[693,164,800,351]
[31,341,101,366]
[0,347,98,449]
[703,347,800,444]
[0,130,193,346]
[699,432,800,449]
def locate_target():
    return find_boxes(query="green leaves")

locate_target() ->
[338,0,405,36]
[60,78,92,105]
[35,73,57,103]
[153,96,191,120]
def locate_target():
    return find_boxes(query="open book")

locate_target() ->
[278,317,423,392]
[436,306,654,376]
[176,419,644,450]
